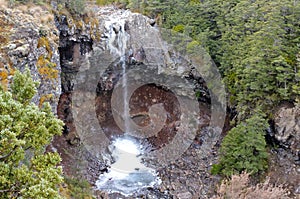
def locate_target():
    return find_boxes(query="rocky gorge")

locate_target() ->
[0,1,299,198]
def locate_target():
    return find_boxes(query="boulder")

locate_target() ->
[274,105,300,154]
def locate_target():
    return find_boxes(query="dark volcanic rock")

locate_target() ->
[52,5,225,198]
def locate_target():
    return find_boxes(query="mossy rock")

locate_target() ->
[37,55,58,80]
[39,93,54,108]
[37,36,52,59]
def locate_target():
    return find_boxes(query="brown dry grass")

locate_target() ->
[17,4,29,13]
[212,173,291,199]
[0,0,8,9]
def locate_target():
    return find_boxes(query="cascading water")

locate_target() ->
[95,10,161,196]
[106,13,130,132]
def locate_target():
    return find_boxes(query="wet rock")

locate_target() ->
[295,185,300,194]
[148,18,156,26]
[50,5,221,198]
[66,131,80,145]
[133,47,146,63]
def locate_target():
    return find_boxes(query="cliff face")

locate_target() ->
[1,1,299,197]
[0,2,61,111]
[53,6,223,197]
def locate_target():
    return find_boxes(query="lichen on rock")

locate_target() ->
[0,3,61,112]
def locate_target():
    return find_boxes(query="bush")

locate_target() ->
[56,0,86,15]
[68,0,85,15]
[96,0,115,6]
[212,172,290,199]
[172,24,185,33]
[0,69,64,198]
[63,177,94,199]
[9,0,48,5]
[212,114,269,177]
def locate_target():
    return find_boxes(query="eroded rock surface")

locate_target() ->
[0,3,61,111]
[270,104,300,197]
[274,105,300,154]
[1,2,299,198]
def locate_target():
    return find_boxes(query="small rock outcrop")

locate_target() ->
[274,104,300,154]
[268,104,300,197]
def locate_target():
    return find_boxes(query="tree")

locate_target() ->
[0,69,64,198]
[140,0,299,119]
[216,0,300,118]
[211,114,269,177]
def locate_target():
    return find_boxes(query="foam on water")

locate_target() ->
[96,136,160,196]
[114,138,140,155]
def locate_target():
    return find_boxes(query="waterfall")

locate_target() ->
[105,15,130,133]
[96,10,161,196]
[120,33,129,134]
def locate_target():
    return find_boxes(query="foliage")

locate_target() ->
[37,55,59,79]
[216,0,300,118]
[172,24,185,33]
[3,0,299,194]
[37,37,59,80]
[9,0,49,6]
[212,172,290,199]
[212,114,269,177]
[67,0,86,15]
[0,69,64,198]
[10,68,39,104]
[96,0,116,6]
[8,0,86,14]
[62,177,95,199]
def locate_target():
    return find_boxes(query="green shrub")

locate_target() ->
[212,114,269,177]
[96,0,115,6]
[0,69,64,198]
[172,24,185,33]
[64,177,94,199]
[68,0,86,15]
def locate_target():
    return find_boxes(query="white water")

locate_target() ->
[104,10,130,133]
[96,10,160,196]
[96,136,160,196]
